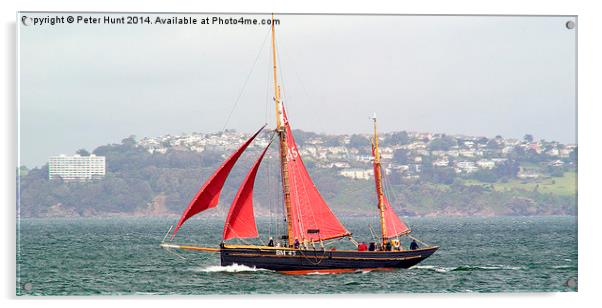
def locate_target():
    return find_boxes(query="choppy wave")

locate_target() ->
[412,265,454,273]
[18,217,578,294]
[196,263,268,273]
[412,265,524,273]
[552,265,577,269]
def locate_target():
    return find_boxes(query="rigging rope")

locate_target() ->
[267,144,273,238]
[277,32,316,113]
[264,45,271,126]
[407,234,430,247]
[298,247,327,265]
[221,27,272,131]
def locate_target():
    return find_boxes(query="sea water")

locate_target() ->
[16,216,577,295]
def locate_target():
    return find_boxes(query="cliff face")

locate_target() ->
[134,193,176,217]
[43,203,80,218]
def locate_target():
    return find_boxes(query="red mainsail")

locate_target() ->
[282,107,350,241]
[171,126,264,239]
[223,141,272,240]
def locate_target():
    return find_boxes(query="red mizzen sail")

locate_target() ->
[171,126,265,239]
[282,107,350,241]
[381,195,410,238]
[223,141,272,240]
[371,145,410,238]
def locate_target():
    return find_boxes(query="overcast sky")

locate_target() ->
[19,13,576,168]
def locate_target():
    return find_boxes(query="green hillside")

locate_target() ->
[18,139,577,218]
[463,171,576,197]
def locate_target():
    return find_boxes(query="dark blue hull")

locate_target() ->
[220,245,439,274]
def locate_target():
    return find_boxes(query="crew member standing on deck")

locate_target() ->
[410,239,419,250]
[267,237,274,247]
[294,238,300,249]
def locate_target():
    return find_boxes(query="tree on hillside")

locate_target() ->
[487,139,502,150]
[546,165,565,177]
[523,134,534,143]
[291,129,317,146]
[508,146,525,161]
[76,149,90,156]
[121,135,137,147]
[525,149,544,163]
[323,136,343,147]
[349,134,371,148]
[430,167,456,184]
[17,166,29,176]
[420,155,434,176]
[428,136,457,151]
[494,159,520,178]
[471,169,498,183]
[569,147,577,162]
[393,149,410,165]
[385,131,410,146]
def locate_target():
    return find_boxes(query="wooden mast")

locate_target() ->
[271,14,294,246]
[372,114,388,247]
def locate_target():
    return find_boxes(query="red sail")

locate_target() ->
[282,107,350,241]
[371,145,410,238]
[382,195,410,238]
[223,141,272,240]
[171,126,264,239]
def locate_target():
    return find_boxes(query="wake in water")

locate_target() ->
[196,265,381,275]
[305,271,333,275]
[196,263,269,273]
[411,264,524,273]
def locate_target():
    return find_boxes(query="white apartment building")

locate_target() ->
[48,154,106,181]
[476,159,496,169]
[339,168,374,180]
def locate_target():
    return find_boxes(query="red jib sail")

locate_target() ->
[223,141,272,240]
[371,145,410,238]
[282,107,350,241]
[171,126,265,239]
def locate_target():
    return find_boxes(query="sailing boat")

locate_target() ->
[160,15,438,274]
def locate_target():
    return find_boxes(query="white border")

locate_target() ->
[3,0,600,307]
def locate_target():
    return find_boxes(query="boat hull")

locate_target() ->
[220,245,438,273]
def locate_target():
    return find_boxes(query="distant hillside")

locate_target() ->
[18,133,577,218]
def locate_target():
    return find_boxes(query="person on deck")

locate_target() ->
[357,242,368,251]
[385,241,392,251]
[368,242,376,251]
[267,237,274,247]
[410,239,419,250]
[294,238,300,249]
